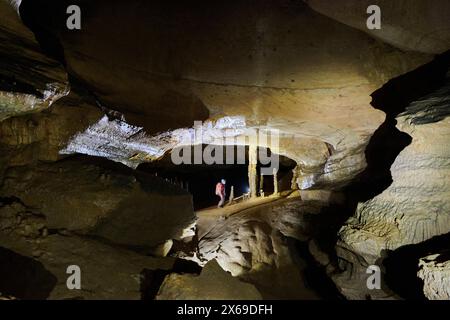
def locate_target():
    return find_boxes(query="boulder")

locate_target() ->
[156,259,262,300]
[0,232,176,300]
[1,156,196,247]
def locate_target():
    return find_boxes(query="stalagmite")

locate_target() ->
[259,172,264,196]
[228,186,234,205]
[291,167,299,190]
[248,144,258,198]
[273,168,279,196]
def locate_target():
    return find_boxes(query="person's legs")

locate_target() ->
[218,195,225,208]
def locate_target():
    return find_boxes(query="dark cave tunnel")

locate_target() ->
[137,145,297,210]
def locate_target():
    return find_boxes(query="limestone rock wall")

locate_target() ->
[0,91,103,182]
[1,157,196,248]
[15,0,432,191]
[304,0,450,54]
[0,0,68,121]
[334,69,450,299]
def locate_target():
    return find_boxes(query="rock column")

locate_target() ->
[248,145,258,198]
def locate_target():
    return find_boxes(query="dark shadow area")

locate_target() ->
[301,200,350,264]
[139,269,169,301]
[138,157,248,210]
[371,53,450,116]
[352,118,412,202]
[293,239,345,300]
[382,231,450,300]
[0,74,43,97]
[19,0,72,64]
[0,196,25,206]
[140,258,202,300]
[0,247,57,299]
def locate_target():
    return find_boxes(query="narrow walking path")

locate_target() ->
[196,190,300,239]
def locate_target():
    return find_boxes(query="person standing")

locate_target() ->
[215,179,226,208]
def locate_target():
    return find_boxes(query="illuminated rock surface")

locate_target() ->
[156,259,263,300]
[192,195,341,299]
[0,90,103,180]
[418,252,450,300]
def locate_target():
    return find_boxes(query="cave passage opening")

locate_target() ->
[137,145,296,210]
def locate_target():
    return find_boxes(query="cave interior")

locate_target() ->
[0,0,449,301]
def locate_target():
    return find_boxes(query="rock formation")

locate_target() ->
[0,0,449,301]
[190,194,343,299]
[0,90,103,181]
[15,0,433,191]
[304,0,450,54]
[418,252,450,300]
[333,55,450,299]
[0,231,177,299]
[1,156,195,247]
[156,259,263,300]
[0,0,68,121]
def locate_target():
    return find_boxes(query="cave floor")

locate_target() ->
[192,191,328,299]
[196,191,299,239]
